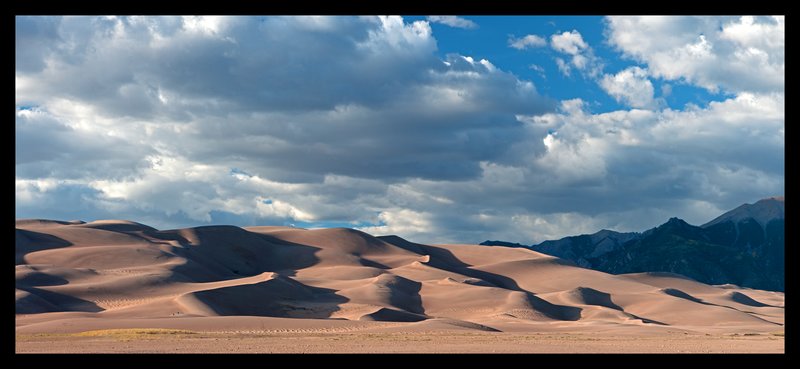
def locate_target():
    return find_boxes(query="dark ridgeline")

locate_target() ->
[481,197,785,291]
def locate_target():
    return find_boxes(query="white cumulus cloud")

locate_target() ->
[509,34,547,49]
[550,30,588,55]
[550,30,602,77]
[599,67,657,109]
[555,58,571,76]
[426,16,478,29]
[605,16,784,94]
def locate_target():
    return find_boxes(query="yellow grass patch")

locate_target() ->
[74,328,196,337]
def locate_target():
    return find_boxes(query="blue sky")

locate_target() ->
[16,16,784,244]
[415,16,731,113]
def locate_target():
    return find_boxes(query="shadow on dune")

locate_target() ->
[380,239,581,321]
[563,287,665,324]
[661,288,781,322]
[568,287,625,311]
[16,270,70,287]
[15,229,73,264]
[17,286,103,313]
[655,288,781,326]
[359,307,427,322]
[76,222,158,233]
[374,274,425,315]
[16,289,58,314]
[358,258,391,269]
[391,278,424,315]
[376,235,428,254]
[378,239,522,290]
[143,226,323,283]
[416,244,525,291]
[662,288,704,303]
[186,275,349,319]
[524,293,583,321]
[628,314,668,325]
[728,291,776,308]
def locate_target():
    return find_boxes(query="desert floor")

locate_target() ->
[16,329,783,353]
[15,315,784,353]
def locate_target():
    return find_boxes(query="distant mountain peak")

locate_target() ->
[479,240,527,248]
[665,217,687,224]
[702,196,785,229]
[651,217,691,233]
[480,197,785,291]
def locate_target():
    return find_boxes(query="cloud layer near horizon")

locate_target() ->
[16,16,783,244]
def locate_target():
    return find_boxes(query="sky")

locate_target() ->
[16,16,784,244]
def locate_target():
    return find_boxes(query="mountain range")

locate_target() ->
[481,197,785,291]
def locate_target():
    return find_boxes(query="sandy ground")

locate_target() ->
[16,329,784,353]
[15,219,785,353]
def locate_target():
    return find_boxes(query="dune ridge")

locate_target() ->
[16,219,783,335]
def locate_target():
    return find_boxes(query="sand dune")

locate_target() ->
[16,219,784,343]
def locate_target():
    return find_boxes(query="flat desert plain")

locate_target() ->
[16,219,784,353]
